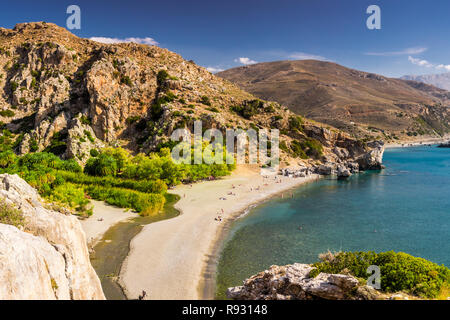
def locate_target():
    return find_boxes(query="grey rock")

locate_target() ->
[227,263,387,300]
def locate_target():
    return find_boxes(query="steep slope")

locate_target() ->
[402,72,450,91]
[218,60,450,141]
[0,22,382,171]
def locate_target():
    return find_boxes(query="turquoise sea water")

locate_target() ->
[215,146,450,298]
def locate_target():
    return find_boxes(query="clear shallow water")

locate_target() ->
[216,146,450,298]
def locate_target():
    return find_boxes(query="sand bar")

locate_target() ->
[80,200,138,246]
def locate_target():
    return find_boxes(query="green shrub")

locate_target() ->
[58,170,167,194]
[121,76,132,86]
[126,115,141,125]
[48,183,91,215]
[0,110,15,117]
[84,185,165,216]
[0,198,24,228]
[43,131,67,156]
[290,140,308,159]
[312,251,450,298]
[90,149,99,157]
[206,107,220,113]
[200,96,211,106]
[80,115,91,125]
[10,81,18,92]
[0,150,17,168]
[84,130,95,143]
[29,138,38,152]
[161,91,177,103]
[84,154,118,177]
[289,116,304,132]
[157,70,169,85]
[279,140,289,153]
[301,138,323,158]
[19,152,81,173]
[231,100,264,119]
[273,115,283,121]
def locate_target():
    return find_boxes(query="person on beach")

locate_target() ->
[139,290,147,300]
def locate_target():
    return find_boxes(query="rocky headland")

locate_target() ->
[227,263,413,300]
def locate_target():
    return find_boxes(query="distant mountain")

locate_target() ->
[218,60,450,140]
[401,73,450,91]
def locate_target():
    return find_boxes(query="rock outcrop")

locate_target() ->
[437,141,450,148]
[0,174,105,300]
[356,141,385,170]
[227,263,402,300]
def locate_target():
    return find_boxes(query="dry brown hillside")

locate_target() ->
[218,60,450,141]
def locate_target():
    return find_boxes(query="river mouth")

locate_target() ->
[90,193,180,300]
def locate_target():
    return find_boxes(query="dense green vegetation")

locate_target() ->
[311,251,450,298]
[0,134,235,217]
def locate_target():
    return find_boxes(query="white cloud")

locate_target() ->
[264,50,330,62]
[366,47,427,56]
[234,57,257,65]
[89,36,158,46]
[408,56,434,68]
[407,56,450,72]
[287,52,329,61]
[436,64,450,71]
[206,66,225,73]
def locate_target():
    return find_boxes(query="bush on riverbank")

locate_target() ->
[57,170,168,194]
[0,140,235,216]
[84,185,165,216]
[311,251,450,299]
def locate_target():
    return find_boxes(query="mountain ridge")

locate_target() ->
[401,72,450,91]
[218,60,450,141]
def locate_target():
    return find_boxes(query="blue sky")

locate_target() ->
[1,0,450,77]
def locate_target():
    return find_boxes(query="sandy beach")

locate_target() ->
[119,166,319,300]
[80,200,138,246]
[386,135,450,148]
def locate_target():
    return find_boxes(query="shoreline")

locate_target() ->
[385,135,450,149]
[199,174,320,299]
[80,200,138,247]
[119,166,320,300]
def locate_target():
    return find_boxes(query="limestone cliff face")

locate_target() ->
[0,174,105,300]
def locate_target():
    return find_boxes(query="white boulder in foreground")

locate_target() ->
[0,174,105,300]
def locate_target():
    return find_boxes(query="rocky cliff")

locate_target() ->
[0,22,384,169]
[0,174,105,300]
[227,263,413,300]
